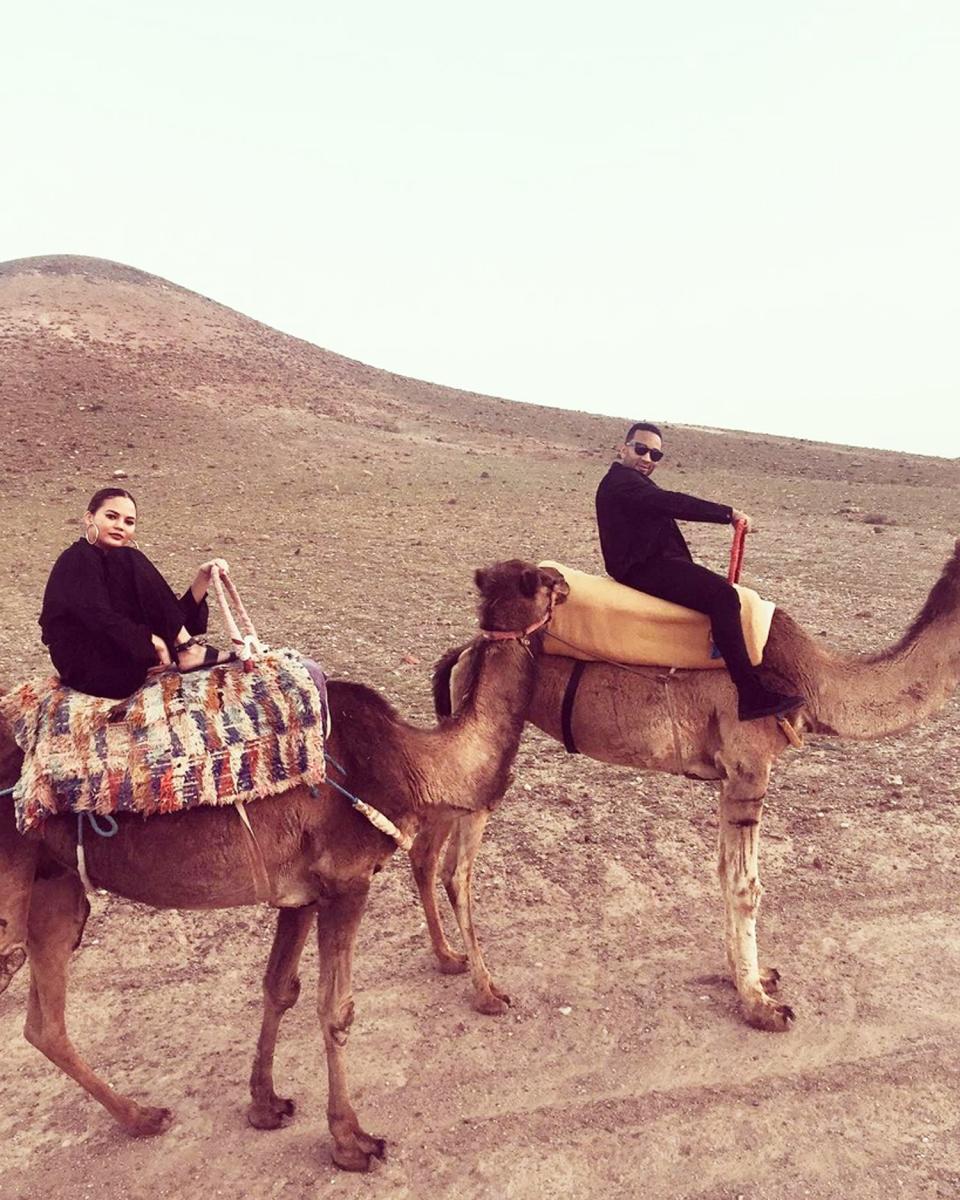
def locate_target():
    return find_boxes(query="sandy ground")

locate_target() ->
[1,257,959,1200]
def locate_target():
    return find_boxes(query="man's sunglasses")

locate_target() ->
[627,441,664,462]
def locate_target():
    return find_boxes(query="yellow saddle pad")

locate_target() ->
[539,561,775,670]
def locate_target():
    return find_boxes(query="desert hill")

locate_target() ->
[1,254,955,685]
[2,254,959,1199]
[3,254,955,482]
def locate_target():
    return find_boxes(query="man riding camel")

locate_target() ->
[595,421,802,722]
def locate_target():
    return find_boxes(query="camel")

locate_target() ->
[414,542,960,1032]
[0,560,569,1172]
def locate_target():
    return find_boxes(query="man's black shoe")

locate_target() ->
[737,688,804,722]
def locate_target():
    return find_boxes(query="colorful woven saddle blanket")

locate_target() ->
[539,561,775,670]
[0,648,327,834]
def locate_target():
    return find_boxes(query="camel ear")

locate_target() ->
[538,566,570,601]
[474,568,488,592]
[520,568,540,597]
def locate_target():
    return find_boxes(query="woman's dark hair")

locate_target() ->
[86,487,137,515]
[625,421,662,443]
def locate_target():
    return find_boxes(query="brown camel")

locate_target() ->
[415,542,960,1032]
[0,560,568,1171]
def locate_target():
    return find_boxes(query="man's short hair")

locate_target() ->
[624,421,662,443]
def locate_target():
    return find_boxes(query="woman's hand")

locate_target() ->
[198,558,230,579]
[731,509,754,532]
[151,634,172,667]
[191,558,230,604]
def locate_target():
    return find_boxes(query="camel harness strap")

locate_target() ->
[479,588,559,644]
[233,801,275,903]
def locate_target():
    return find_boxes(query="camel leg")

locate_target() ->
[0,800,37,993]
[717,774,794,1032]
[316,884,386,1172]
[441,809,509,1016]
[24,871,174,1135]
[408,812,468,975]
[248,904,315,1130]
[720,886,781,998]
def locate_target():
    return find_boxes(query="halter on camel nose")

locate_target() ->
[478,580,561,645]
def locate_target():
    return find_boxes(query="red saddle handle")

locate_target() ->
[727,519,747,584]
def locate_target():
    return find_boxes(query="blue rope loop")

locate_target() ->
[316,755,361,810]
[0,784,16,797]
[315,775,362,811]
[82,812,120,838]
[324,753,347,776]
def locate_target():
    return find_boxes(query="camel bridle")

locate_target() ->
[479,584,560,645]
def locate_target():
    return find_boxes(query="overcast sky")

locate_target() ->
[4,1,958,457]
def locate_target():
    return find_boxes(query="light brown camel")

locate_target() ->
[415,542,960,1032]
[0,560,568,1172]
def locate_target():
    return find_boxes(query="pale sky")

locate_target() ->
[4,1,959,457]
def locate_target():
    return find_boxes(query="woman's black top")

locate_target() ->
[39,540,208,698]
[595,461,733,581]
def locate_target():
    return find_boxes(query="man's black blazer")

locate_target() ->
[595,461,733,581]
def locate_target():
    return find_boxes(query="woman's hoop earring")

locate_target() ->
[85,523,99,546]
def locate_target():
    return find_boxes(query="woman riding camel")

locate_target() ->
[596,421,802,721]
[0,487,235,990]
[39,487,235,699]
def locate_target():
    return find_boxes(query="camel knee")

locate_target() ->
[724,773,768,802]
[448,861,471,897]
[731,877,763,918]
[265,973,301,1012]
[322,996,355,1047]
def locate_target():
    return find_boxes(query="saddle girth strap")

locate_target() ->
[234,801,274,904]
[561,659,587,754]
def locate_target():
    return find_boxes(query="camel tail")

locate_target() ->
[432,643,470,718]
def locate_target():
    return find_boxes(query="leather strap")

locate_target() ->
[234,801,274,903]
[560,659,587,754]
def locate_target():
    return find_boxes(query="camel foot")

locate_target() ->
[723,962,781,996]
[331,1131,387,1172]
[0,946,27,995]
[743,997,795,1033]
[247,1094,296,1130]
[472,985,511,1016]
[436,952,469,976]
[126,1105,174,1137]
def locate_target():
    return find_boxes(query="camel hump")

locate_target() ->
[538,561,775,671]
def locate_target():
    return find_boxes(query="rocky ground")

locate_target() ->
[1,257,959,1199]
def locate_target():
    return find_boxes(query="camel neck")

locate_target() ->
[768,602,960,740]
[429,637,536,808]
[458,637,536,731]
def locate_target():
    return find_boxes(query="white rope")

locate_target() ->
[209,565,265,667]
[75,814,95,893]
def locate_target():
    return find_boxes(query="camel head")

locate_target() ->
[474,560,569,639]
